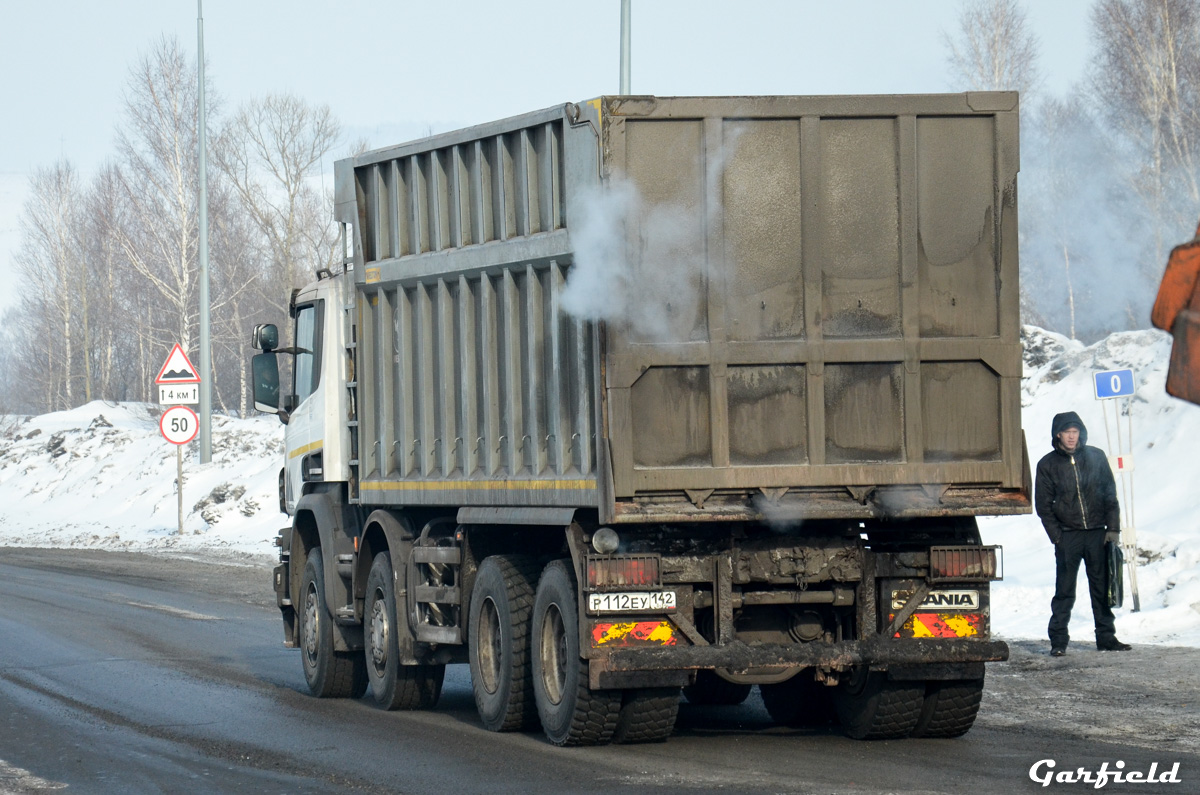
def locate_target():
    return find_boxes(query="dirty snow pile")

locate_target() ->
[0,325,1198,647]
[0,403,284,562]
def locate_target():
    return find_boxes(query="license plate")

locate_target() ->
[891,589,980,611]
[587,591,676,613]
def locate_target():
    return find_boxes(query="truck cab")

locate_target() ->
[252,273,349,514]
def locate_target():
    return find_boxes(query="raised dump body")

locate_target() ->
[257,94,1030,747]
[340,93,1028,524]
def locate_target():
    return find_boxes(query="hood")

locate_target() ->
[1050,411,1088,450]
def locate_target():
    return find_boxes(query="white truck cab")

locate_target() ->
[252,274,350,515]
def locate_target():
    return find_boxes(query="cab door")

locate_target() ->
[284,299,325,513]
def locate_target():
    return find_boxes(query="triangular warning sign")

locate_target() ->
[155,344,201,384]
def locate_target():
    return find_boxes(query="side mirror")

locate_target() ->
[252,323,279,352]
[252,352,285,421]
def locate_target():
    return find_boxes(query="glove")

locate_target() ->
[1048,530,1063,546]
[1104,530,1119,544]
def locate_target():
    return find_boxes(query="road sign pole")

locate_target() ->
[178,445,184,536]
[1094,368,1140,611]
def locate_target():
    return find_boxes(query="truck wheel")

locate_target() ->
[910,677,985,738]
[612,688,681,743]
[760,670,835,727]
[468,555,541,731]
[365,551,444,710]
[832,668,923,740]
[532,560,621,746]
[683,671,752,706]
[299,548,365,698]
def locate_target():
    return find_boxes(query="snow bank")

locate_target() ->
[0,402,284,563]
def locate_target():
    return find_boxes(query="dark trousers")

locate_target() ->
[1048,529,1116,646]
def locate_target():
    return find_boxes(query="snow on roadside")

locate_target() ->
[0,401,284,564]
[0,325,1197,646]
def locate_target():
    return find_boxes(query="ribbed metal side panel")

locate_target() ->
[357,262,596,506]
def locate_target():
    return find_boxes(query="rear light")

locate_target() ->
[929,546,1002,582]
[586,555,661,590]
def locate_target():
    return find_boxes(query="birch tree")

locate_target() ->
[1090,0,1200,264]
[945,0,1042,98]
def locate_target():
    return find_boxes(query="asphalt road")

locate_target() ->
[0,548,1195,794]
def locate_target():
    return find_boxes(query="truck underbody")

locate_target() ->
[273,486,1005,744]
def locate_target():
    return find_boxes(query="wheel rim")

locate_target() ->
[477,596,502,695]
[368,586,389,674]
[540,602,567,705]
[302,582,320,666]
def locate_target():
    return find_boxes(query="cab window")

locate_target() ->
[293,301,323,405]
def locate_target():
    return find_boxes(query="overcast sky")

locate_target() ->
[0,0,1094,310]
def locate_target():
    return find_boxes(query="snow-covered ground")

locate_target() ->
[1,325,1197,647]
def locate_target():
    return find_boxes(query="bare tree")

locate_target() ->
[945,0,1042,98]
[13,162,86,410]
[1090,0,1200,263]
[215,93,341,315]
[108,37,205,363]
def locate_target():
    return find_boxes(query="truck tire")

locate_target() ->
[364,551,444,710]
[833,669,923,740]
[612,688,681,743]
[683,671,752,706]
[299,548,365,698]
[468,555,541,732]
[910,677,985,738]
[760,670,835,727]
[531,560,621,746]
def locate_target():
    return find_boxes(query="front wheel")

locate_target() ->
[364,551,443,710]
[299,548,365,698]
[531,560,621,746]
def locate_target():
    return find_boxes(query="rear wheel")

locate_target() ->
[832,668,924,740]
[760,670,835,727]
[911,677,985,738]
[612,688,681,743]
[364,551,444,710]
[682,671,753,706]
[468,555,541,732]
[299,548,365,698]
[532,560,621,746]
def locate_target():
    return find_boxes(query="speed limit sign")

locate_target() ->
[160,405,199,445]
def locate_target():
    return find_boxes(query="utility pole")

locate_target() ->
[620,0,631,94]
[197,0,212,463]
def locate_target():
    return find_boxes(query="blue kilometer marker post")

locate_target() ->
[1094,368,1135,399]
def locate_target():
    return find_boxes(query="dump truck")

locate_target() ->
[251,93,1030,745]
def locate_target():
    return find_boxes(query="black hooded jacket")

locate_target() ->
[1034,411,1120,544]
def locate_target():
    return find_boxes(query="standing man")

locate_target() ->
[1035,411,1131,656]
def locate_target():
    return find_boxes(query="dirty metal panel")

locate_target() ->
[622,118,709,343]
[819,118,901,338]
[723,119,805,342]
[921,361,1001,462]
[727,365,807,466]
[916,116,998,338]
[600,95,1026,504]
[824,363,903,464]
[631,366,711,467]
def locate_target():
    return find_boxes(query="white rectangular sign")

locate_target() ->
[587,591,677,613]
[159,384,199,405]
